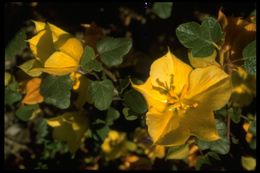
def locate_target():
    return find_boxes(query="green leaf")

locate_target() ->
[241,156,256,171]
[201,17,223,43]
[80,46,102,72]
[122,107,138,121]
[18,59,43,77]
[89,79,114,111]
[96,125,109,140]
[5,28,27,60]
[176,17,223,57]
[123,89,147,114]
[228,107,241,124]
[34,119,49,144]
[248,120,256,136]
[195,155,211,170]
[243,40,256,75]
[166,144,189,160]
[249,139,256,150]
[152,2,173,19]
[97,37,132,67]
[40,75,73,109]
[5,82,22,106]
[106,107,120,126]
[16,104,39,121]
[207,152,221,160]
[210,138,230,155]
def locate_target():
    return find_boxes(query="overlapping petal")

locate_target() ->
[150,50,192,96]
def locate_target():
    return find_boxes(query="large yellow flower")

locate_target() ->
[132,50,232,146]
[24,21,83,76]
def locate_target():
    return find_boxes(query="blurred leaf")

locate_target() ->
[231,136,239,144]
[16,104,39,121]
[241,156,256,171]
[18,59,43,77]
[152,2,173,19]
[123,89,147,114]
[89,79,114,111]
[228,107,241,124]
[106,107,120,126]
[47,111,89,153]
[166,144,189,160]
[126,141,137,151]
[96,125,110,140]
[5,28,27,60]
[195,155,211,170]
[97,37,132,67]
[80,46,102,72]
[5,72,12,86]
[176,17,223,57]
[243,40,256,75]
[207,151,221,160]
[249,139,256,150]
[5,82,22,106]
[34,119,48,144]
[123,107,138,121]
[248,120,256,136]
[40,75,73,109]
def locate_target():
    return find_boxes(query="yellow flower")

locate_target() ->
[132,50,232,146]
[26,21,83,76]
[70,72,82,90]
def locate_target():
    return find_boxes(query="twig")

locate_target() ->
[102,67,117,82]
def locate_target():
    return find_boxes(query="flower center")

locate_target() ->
[153,75,198,111]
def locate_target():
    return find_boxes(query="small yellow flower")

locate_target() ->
[132,50,232,146]
[70,72,82,90]
[26,21,83,76]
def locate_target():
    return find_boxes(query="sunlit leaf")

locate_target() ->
[97,37,132,67]
[243,40,256,75]
[166,144,189,160]
[40,75,73,109]
[5,72,12,86]
[241,156,256,171]
[19,59,43,77]
[47,111,89,153]
[152,2,173,19]
[22,78,44,105]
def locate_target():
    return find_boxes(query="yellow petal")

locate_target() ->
[32,20,46,33]
[188,50,220,68]
[185,65,232,111]
[55,37,83,62]
[131,78,167,112]
[44,51,78,67]
[146,108,180,144]
[48,22,68,42]
[32,21,68,42]
[150,50,192,96]
[185,107,220,141]
[28,25,55,62]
